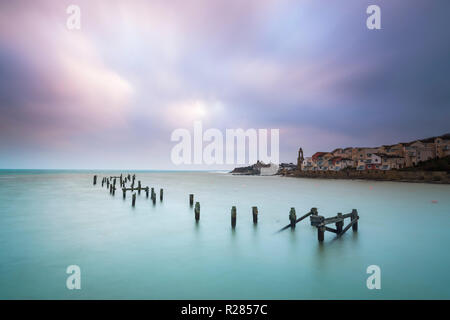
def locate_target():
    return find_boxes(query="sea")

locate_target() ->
[0,170,449,299]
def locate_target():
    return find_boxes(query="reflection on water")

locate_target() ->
[0,170,449,299]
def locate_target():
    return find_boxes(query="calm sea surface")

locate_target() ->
[0,170,449,299]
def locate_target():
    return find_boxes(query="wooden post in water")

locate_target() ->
[102,178,105,187]
[318,226,325,242]
[93,175,97,185]
[336,212,343,234]
[145,187,149,198]
[107,179,110,188]
[289,208,297,229]
[113,178,116,187]
[112,186,115,196]
[132,193,136,207]
[195,202,200,221]
[122,188,126,199]
[150,188,155,204]
[160,189,163,201]
[109,184,113,194]
[351,209,358,231]
[252,206,258,224]
[189,194,194,206]
[138,181,141,195]
[311,207,318,216]
[231,206,237,228]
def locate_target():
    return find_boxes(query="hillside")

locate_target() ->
[400,156,450,172]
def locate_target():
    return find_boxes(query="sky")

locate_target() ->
[0,0,449,169]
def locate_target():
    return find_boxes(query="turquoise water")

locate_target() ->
[0,170,449,299]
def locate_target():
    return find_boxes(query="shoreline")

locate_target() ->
[281,170,450,184]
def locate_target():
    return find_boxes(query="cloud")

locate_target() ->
[0,0,449,168]
[0,4,133,148]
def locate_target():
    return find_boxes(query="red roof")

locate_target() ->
[312,152,327,161]
[331,157,342,165]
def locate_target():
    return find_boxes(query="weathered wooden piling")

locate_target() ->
[231,206,237,228]
[189,194,194,206]
[351,209,358,231]
[122,188,126,199]
[113,178,116,187]
[128,174,131,180]
[138,181,141,195]
[112,186,116,196]
[252,206,258,224]
[195,202,200,221]
[145,187,149,198]
[132,193,136,207]
[318,226,325,242]
[160,189,163,201]
[107,179,110,188]
[93,175,97,185]
[336,212,343,234]
[150,187,156,204]
[289,208,297,229]
[109,184,113,194]
[102,178,105,187]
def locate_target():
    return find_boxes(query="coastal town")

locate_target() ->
[296,133,450,172]
[231,134,450,183]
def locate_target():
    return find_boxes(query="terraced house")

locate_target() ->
[298,134,450,172]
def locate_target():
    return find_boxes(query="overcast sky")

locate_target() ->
[0,0,449,169]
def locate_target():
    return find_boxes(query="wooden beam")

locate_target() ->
[276,210,313,232]
[338,217,359,236]
[323,212,352,225]
[325,226,338,233]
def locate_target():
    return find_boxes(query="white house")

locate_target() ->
[260,163,279,176]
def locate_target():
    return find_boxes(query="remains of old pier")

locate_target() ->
[310,209,359,242]
[92,174,360,243]
[276,207,359,242]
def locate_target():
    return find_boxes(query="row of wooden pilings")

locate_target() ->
[93,175,359,242]
[189,193,253,228]
[93,174,163,207]
[189,193,359,241]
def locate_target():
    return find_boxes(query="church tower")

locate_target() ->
[297,148,304,170]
